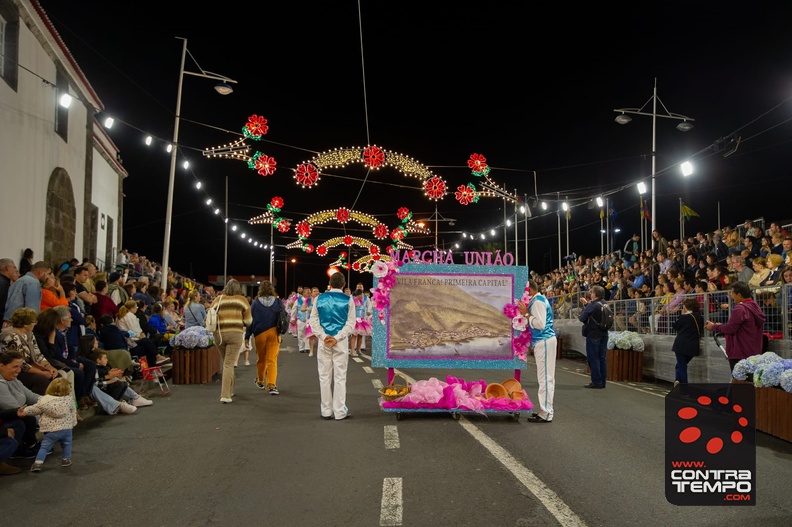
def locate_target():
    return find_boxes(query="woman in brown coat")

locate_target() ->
[210,279,252,403]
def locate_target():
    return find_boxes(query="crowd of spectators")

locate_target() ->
[529,220,792,338]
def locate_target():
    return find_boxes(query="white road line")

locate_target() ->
[372,379,384,389]
[384,425,400,449]
[363,366,375,374]
[457,418,586,527]
[380,477,403,526]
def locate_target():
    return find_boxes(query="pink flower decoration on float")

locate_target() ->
[363,146,385,167]
[370,261,389,278]
[512,315,528,332]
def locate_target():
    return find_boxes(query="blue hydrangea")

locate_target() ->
[170,326,212,349]
[755,358,785,388]
[732,359,751,381]
[780,370,792,393]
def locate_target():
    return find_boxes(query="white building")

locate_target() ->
[0,0,125,272]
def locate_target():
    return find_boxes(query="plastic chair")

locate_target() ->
[138,357,171,395]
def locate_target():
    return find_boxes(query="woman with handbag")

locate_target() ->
[210,280,251,404]
[671,298,704,386]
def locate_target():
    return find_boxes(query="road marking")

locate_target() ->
[352,356,364,363]
[363,366,375,374]
[384,425,400,449]
[457,418,586,527]
[372,379,383,389]
[380,477,403,526]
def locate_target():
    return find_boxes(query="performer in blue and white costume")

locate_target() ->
[295,288,312,353]
[308,272,356,420]
[518,279,557,423]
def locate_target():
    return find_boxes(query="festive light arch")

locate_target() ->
[292,145,448,201]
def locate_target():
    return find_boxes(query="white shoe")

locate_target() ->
[118,402,137,414]
[220,397,233,403]
[308,352,314,357]
[132,396,153,407]
[244,360,250,366]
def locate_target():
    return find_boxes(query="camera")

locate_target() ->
[562,252,577,262]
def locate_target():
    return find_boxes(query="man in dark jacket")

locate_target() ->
[671,298,704,385]
[578,285,609,389]
[704,281,766,371]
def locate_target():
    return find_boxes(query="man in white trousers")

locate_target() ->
[517,279,557,423]
[308,272,356,420]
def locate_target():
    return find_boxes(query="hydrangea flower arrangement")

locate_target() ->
[169,326,213,349]
[733,351,792,392]
[607,331,645,351]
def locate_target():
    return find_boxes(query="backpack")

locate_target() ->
[276,299,289,335]
[205,297,221,332]
[595,301,615,331]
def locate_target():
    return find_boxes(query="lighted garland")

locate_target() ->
[457,152,519,205]
[203,115,278,177]
[248,197,291,233]
[291,145,448,200]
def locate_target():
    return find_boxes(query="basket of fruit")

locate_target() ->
[379,371,411,401]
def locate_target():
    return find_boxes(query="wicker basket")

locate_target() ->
[379,371,411,401]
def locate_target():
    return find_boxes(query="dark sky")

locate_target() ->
[37,1,792,293]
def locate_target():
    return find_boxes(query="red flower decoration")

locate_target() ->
[352,262,361,271]
[467,153,487,171]
[296,221,311,238]
[344,263,350,270]
[369,245,379,256]
[317,246,327,257]
[424,177,446,200]
[255,155,277,176]
[455,184,476,206]
[295,163,319,187]
[391,228,405,241]
[397,207,411,220]
[270,196,284,209]
[373,254,381,261]
[305,244,314,254]
[343,235,353,246]
[336,208,350,223]
[339,251,347,259]
[277,220,290,233]
[246,114,269,137]
[374,223,389,239]
[363,146,385,168]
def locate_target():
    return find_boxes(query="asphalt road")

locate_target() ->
[4,334,792,526]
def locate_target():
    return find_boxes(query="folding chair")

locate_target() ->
[138,357,171,395]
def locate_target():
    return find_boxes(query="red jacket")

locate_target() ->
[91,293,119,324]
[714,299,766,360]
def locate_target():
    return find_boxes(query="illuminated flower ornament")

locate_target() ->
[424,177,447,200]
[295,163,320,187]
[455,183,478,206]
[243,114,269,140]
[468,152,488,173]
[249,152,277,176]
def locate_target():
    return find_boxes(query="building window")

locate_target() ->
[0,0,19,90]
[55,69,69,141]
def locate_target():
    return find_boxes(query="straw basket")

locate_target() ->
[484,382,509,400]
[379,371,411,401]
[501,378,524,400]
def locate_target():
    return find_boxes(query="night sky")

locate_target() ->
[36,1,792,293]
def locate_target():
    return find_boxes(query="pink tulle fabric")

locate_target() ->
[381,375,533,414]
[353,317,373,336]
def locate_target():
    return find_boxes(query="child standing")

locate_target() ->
[20,377,77,472]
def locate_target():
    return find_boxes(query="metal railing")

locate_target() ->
[549,284,792,343]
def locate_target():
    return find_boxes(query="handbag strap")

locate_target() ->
[690,312,701,338]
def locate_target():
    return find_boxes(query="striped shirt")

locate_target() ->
[214,295,252,334]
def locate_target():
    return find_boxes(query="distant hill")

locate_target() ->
[389,283,511,350]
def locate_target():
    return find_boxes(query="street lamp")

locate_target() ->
[613,78,694,241]
[161,37,237,292]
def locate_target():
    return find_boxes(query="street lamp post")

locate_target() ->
[613,78,694,242]
[161,37,237,292]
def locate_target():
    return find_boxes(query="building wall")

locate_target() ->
[0,0,124,272]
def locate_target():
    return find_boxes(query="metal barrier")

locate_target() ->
[549,285,792,352]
